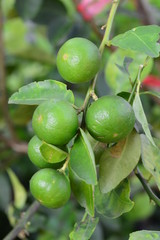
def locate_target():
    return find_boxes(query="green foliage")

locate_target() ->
[69,214,99,240]
[69,167,94,217]
[111,25,160,58]
[95,180,134,218]
[70,129,97,185]
[40,142,68,163]
[133,93,156,146]
[129,230,160,240]
[9,80,74,105]
[105,49,153,93]
[99,131,141,193]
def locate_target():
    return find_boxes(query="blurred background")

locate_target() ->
[1,0,160,239]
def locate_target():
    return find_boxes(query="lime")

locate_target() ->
[30,168,71,208]
[56,37,101,84]
[28,135,64,169]
[32,100,79,146]
[85,95,135,143]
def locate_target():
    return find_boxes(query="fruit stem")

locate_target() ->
[78,0,120,116]
[135,167,160,207]
[60,155,70,172]
[99,0,120,54]
[128,56,151,104]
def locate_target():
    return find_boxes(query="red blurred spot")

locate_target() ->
[77,0,112,21]
[142,75,160,89]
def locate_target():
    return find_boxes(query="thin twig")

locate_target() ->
[3,201,40,240]
[134,167,160,207]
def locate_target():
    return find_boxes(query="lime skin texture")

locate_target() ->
[30,168,71,208]
[85,95,135,143]
[56,37,101,84]
[28,135,64,169]
[32,100,79,146]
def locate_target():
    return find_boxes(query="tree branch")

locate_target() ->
[135,167,160,207]
[3,201,40,240]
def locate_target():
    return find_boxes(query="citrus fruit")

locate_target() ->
[32,100,79,146]
[85,95,135,143]
[28,135,64,169]
[30,168,71,208]
[56,37,101,84]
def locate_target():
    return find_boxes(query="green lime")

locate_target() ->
[85,95,135,143]
[32,100,79,146]
[28,135,64,169]
[56,38,101,84]
[30,168,71,208]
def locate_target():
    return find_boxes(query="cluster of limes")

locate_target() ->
[28,38,135,208]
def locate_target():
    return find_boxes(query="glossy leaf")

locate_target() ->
[111,25,160,58]
[129,230,160,240]
[40,142,68,163]
[0,173,12,211]
[8,80,74,105]
[70,128,97,185]
[7,169,27,209]
[69,166,94,217]
[69,214,99,240]
[99,131,141,193]
[133,93,156,146]
[95,180,134,219]
[105,49,153,94]
[141,134,160,190]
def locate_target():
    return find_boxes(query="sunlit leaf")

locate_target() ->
[70,129,97,185]
[111,25,160,58]
[9,80,74,105]
[40,142,68,163]
[99,131,141,193]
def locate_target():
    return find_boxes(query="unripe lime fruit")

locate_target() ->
[32,100,79,146]
[56,37,101,84]
[28,135,63,169]
[30,168,71,208]
[85,95,135,143]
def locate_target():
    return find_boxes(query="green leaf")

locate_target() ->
[129,230,160,240]
[7,169,27,209]
[99,131,141,193]
[105,49,153,94]
[141,134,160,190]
[40,142,68,163]
[0,173,12,211]
[8,80,74,105]
[140,91,160,99]
[133,93,156,146]
[69,214,99,240]
[95,179,134,219]
[70,129,97,185]
[69,166,94,217]
[111,25,160,58]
